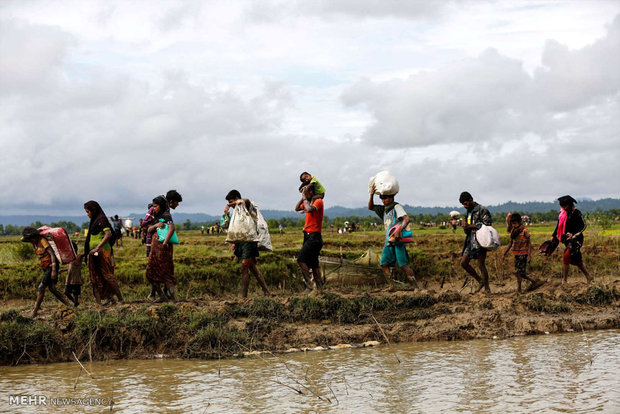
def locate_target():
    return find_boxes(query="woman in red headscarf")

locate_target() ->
[550,195,593,284]
[84,200,123,305]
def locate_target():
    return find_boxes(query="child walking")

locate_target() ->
[503,213,544,293]
[64,242,83,307]
[21,227,71,317]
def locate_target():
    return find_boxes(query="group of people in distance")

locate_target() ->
[19,169,593,316]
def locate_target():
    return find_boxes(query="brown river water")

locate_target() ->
[1,330,619,413]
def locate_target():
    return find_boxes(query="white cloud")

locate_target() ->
[343,15,620,149]
[0,1,619,217]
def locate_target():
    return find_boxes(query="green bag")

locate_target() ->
[156,219,179,244]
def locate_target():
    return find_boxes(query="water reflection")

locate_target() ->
[1,330,619,413]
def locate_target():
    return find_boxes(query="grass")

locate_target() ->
[521,293,573,314]
[1,223,619,302]
[1,223,619,365]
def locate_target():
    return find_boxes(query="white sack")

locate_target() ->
[225,201,259,243]
[475,225,501,250]
[369,170,399,195]
[252,202,273,251]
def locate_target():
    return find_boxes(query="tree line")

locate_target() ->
[1,209,619,236]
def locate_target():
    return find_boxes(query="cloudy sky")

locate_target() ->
[1,0,619,216]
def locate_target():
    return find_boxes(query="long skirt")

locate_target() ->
[145,236,176,287]
[88,249,120,300]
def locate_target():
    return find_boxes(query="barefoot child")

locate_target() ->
[64,242,83,307]
[21,227,71,317]
[299,172,326,201]
[502,213,544,293]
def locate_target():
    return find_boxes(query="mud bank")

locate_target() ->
[1,281,619,366]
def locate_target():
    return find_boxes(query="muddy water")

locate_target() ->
[1,330,619,413]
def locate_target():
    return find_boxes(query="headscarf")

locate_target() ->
[84,200,112,255]
[557,195,577,206]
[152,195,173,223]
[556,195,577,240]
[557,209,568,240]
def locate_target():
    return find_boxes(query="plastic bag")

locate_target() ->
[225,201,259,243]
[369,170,399,195]
[220,214,230,230]
[156,219,179,244]
[252,202,273,251]
[475,225,501,250]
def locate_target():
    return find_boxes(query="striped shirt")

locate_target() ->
[511,227,530,255]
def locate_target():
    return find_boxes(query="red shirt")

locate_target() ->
[304,199,324,233]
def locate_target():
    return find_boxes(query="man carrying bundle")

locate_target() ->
[368,182,418,291]
[459,191,492,294]
[225,190,271,298]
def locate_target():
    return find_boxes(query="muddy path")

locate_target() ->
[1,279,619,366]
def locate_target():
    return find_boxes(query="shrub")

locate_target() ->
[246,297,284,319]
[575,286,615,306]
[438,291,461,303]
[525,293,572,314]
[397,293,437,309]
[288,296,326,321]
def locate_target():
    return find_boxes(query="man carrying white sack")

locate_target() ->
[368,174,418,291]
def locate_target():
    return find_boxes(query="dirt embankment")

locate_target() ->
[1,281,619,366]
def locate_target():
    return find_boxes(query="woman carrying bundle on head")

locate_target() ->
[84,200,124,306]
[145,195,180,301]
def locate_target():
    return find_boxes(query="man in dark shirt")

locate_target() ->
[459,191,492,293]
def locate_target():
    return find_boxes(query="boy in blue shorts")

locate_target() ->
[368,184,418,290]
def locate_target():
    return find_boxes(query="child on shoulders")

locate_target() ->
[299,172,325,201]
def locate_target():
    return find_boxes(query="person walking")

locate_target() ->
[145,195,180,301]
[551,195,593,284]
[295,185,325,292]
[368,184,418,290]
[21,227,71,317]
[225,190,271,298]
[84,200,123,306]
[502,213,544,293]
[459,191,492,294]
[64,242,84,307]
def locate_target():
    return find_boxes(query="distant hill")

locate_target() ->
[321,198,620,218]
[2,198,619,226]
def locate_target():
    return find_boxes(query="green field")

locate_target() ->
[1,223,619,365]
[2,223,619,302]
